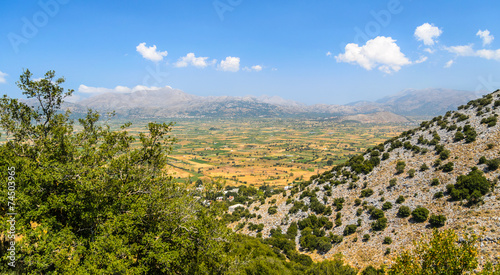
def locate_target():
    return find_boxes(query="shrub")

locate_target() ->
[389,178,397,187]
[356,208,363,216]
[335,218,342,227]
[408,169,416,178]
[268,206,278,215]
[396,196,405,204]
[454,131,464,142]
[343,224,358,236]
[434,192,444,199]
[431,178,440,186]
[481,116,498,127]
[441,162,454,172]
[396,161,406,174]
[382,202,393,211]
[370,208,385,219]
[363,234,371,242]
[478,156,487,164]
[361,188,374,197]
[412,207,430,222]
[383,237,393,244]
[371,217,388,231]
[388,229,480,275]
[420,163,429,171]
[397,206,411,218]
[486,158,500,171]
[382,152,390,160]
[354,198,362,205]
[439,150,451,160]
[448,168,492,204]
[331,234,343,244]
[429,214,446,227]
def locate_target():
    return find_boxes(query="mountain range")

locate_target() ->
[64,87,482,122]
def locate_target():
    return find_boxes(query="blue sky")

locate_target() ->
[1,0,500,104]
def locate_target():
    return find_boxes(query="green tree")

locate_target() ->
[0,70,232,274]
[388,229,479,275]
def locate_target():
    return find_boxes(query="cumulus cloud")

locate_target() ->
[0,71,7,83]
[335,36,411,73]
[136,42,168,62]
[477,30,494,46]
[326,51,332,56]
[415,23,442,45]
[219,56,240,72]
[78,84,168,94]
[175,53,213,68]
[444,60,454,68]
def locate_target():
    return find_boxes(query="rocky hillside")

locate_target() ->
[231,90,500,269]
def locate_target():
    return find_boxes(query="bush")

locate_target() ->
[454,131,464,142]
[481,116,498,127]
[408,169,416,178]
[397,206,411,218]
[268,206,278,215]
[361,188,374,197]
[486,158,500,171]
[331,234,343,244]
[383,237,393,244]
[343,224,358,236]
[441,162,454,172]
[382,152,390,160]
[429,214,446,227]
[388,229,480,275]
[434,192,444,199]
[420,163,429,171]
[440,150,451,160]
[396,196,405,204]
[382,202,393,211]
[430,178,440,186]
[396,161,406,174]
[370,208,385,219]
[371,218,388,231]
[363,234,370,242]
[448,168,492,204]
[412,207,430,222]
[389,178,397,187]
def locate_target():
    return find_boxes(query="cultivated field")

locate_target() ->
[121,118,411,187]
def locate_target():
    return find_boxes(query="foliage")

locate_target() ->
[395,196,405,204]
[429,214,446,227]
[448,168,492,205]
[0,70,233,274]
[371,218,388,231]
[383,237,393,245]
[412,207,430,222]
[396,161,406,174]
[343,224,358,236]
[361,188,374,197]
[382,202,393,211]
[388,229,479,275]
[397,206,411,218]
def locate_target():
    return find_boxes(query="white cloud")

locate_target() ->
[243,65,263,72]
[271,68,278,71]
[444,60,454,68]
[424,48,435,54]
[335,36,411,73]
[477,30,494,46]
[445,44,475,56]
[415,56,428,64]
[219,56,240,72]
[0,71,8,83]
[175,53,213,68]
[476,49,500,60]
[326,51,332,56]
[136,42,168,62]
[415,23,442,45]
[78,84,168,94]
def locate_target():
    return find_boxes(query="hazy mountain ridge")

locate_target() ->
[233,90,500,269]
[66,87,481,121]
